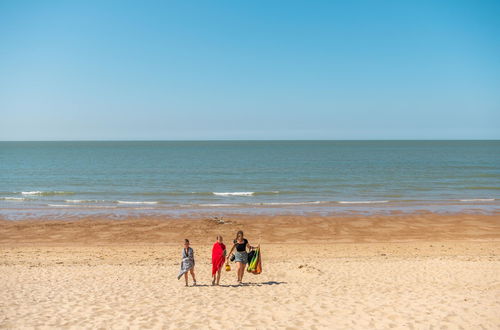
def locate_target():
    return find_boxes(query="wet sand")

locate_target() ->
[1,212,499,328]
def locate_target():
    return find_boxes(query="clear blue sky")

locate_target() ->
[1,0,499,140]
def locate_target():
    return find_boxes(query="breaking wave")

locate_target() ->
[213,192,255,197]
[21,191,75,196]
[1,197,26,201]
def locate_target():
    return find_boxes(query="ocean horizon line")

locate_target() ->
[1,139,499,143]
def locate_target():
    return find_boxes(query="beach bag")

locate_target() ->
[247,247,261,274]
[253,248,262,274]
[247,250,255,263]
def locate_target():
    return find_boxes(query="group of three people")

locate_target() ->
[178,230,255,286]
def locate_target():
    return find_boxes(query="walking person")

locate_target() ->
[227,230,254,285]
[211,235,226,285]
[178,239,196,286]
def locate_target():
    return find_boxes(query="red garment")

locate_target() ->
[211,242,226,275]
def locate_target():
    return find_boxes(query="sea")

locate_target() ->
[0,141,499,220]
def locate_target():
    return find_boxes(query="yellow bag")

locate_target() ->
[225,264,231,272]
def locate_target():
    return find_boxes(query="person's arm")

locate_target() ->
[227,244,236,261]
[247,242,260,252]
[246,240,255,252]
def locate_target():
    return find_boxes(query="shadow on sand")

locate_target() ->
[219,281,287,288]
[185,281,287,288]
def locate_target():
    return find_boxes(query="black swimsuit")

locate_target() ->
[234,239,248,252]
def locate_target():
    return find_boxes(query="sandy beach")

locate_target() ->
[1,212,499,329]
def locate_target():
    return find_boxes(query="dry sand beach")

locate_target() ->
[1,212,499,329]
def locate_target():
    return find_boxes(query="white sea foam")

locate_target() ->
[338,200,389,204]
[2,197,26,201]
[199,203,233,207]
[213,192,254,196]
[459,199,495,202]
[22,191,74,196]
[117,201,158,205]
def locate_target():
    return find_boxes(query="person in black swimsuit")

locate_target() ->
[227,230,254,285]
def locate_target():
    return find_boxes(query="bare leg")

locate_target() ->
[190,268,196,285]
[184,272,188,286]
[216,268,221,285]
[239,263,245,283]
[236,262,242,283]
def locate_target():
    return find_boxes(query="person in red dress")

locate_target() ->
[211,235,226,286]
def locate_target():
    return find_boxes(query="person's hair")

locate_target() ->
[216,235,223,241]
[235,230,244,241]
[184,239,189,244]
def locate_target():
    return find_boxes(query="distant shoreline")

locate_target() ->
[1,201,499,221]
